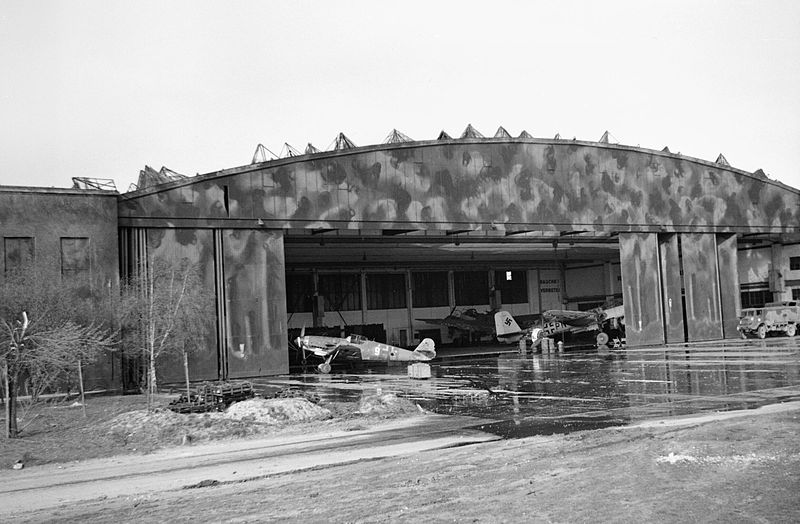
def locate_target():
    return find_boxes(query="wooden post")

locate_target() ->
[183,350,191,400]
[77,359,87,418]
[2,360,9,438]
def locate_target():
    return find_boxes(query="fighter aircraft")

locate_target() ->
[494,311,571,345]
[495,300,625,348]
[542,300,626,347]
[418,308,541,345]
[293,329,436,373]
[417,308,497,343]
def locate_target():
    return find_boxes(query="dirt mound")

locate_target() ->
[357,393,420,416]
[100,398,333,449]
[103,409,257,448]
[224,398,332,424]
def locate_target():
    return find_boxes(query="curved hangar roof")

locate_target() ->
[119,131,800,235]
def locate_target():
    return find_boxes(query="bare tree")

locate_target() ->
[119,257,213,409]
[0,266,117,438]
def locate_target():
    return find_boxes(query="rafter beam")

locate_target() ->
[382,229,417,236]
[504,230,538,237]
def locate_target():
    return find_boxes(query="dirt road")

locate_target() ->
[4,401,799,523]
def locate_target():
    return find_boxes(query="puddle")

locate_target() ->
[258,340,800,438]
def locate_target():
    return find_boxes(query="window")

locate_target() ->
[494,270,528,304]
[367,273,407,310]
[412,271,449,307]
[4,237,34,272]
[740,289,772,309]
[793,288,800,301]
[318,273,361,311]
[286,273,314,313]
[454,271,488,306]
[790,257,800,271]
[60,237,90,278]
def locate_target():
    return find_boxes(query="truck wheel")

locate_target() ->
[786,324,797,337]
[739,331,747,340]
[757,325,767,339]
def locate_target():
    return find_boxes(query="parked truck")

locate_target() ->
[737,301,799,339]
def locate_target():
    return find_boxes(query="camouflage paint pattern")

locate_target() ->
[115,139,800,354]
[658,233,685,343]
[222,229,288,378]
[680,233,723,342]
[716,234,741,339]
[119,140,800,234]
[619,232,665,346]
[144,228,219,382]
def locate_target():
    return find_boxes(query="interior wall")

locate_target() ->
[565,265,604,299]
[538,268,563,311]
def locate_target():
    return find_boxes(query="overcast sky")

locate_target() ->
[1,0,799,193]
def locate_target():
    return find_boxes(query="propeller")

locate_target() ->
[294,325,306,351]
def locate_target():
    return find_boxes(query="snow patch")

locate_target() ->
[224,398,332,424]
[656,451,780,465]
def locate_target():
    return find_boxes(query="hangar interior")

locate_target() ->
[282,228,623,347]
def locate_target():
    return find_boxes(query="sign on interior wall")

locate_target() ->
[539,269,562,310]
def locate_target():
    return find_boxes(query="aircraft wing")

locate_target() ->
[306,347,335,357]
[543,309,597,327]
[417,316,494,334]
[300,336,347,357]
[602,304,625,319]
[511,313,543,330]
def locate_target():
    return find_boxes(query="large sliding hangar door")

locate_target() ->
[118,134,800,378]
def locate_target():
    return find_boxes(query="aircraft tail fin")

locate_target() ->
[413,338,436,360]
[495,311,522,342]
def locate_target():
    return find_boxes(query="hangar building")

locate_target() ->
[2,126,799,387]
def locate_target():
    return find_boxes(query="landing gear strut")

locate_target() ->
[316,350,338,374]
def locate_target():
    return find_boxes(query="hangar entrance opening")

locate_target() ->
[282,229,622,349]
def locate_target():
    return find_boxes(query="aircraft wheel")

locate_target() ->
[596,332,610,346]
[757,325,767,339]
[317,363,332,374]
[786,324,797,337]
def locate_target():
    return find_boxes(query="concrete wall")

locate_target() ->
[0,186,120,390]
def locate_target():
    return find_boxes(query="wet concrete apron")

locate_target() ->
[261,337,800,438]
